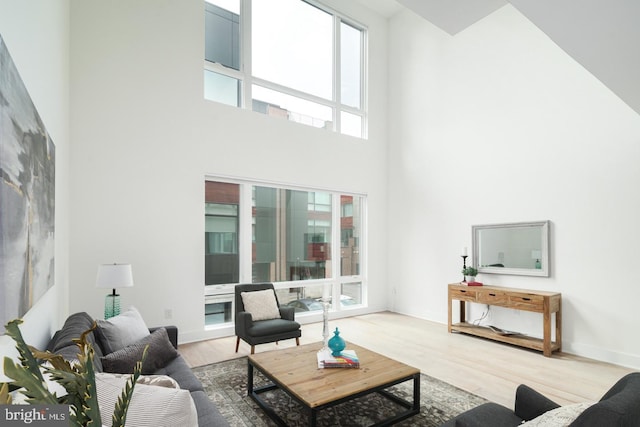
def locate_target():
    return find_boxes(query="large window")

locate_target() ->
[205,181,240,285]
[204,178,366,326]
[253,187,332,282]
[204,0,367,138]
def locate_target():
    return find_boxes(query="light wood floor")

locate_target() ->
[178,311,635,409]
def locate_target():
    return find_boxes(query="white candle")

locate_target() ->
[463,247,468,256]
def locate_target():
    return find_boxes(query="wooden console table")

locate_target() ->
[448,283,561,357]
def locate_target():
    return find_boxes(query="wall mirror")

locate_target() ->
[472,220,550,277]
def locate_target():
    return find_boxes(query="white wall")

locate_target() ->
[0,0,70,375]
[388,5,640,368]
[69,0,389,342]
[5,0,638,372]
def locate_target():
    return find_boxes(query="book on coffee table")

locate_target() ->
[317,349,360,368]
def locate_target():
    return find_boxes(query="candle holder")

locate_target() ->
[321,298,330,350]
[461,255,468,282]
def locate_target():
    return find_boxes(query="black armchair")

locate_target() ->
[441,372,640,426]
[234,283,301,354]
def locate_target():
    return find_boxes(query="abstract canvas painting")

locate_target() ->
[0,35,55,333]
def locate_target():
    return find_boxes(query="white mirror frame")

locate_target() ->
[472,220,550,277]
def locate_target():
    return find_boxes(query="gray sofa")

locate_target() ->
[46,312,228,427]
[441,372,640,427]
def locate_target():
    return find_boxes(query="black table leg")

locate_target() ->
[310,407,317,427]
[413,373,420,411]
[247,361,254,396]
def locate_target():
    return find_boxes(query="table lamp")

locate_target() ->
[96,263,134,319]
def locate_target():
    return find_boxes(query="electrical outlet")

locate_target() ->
[164,308,172,319]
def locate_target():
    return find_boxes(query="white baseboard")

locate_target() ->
[563,342,640,370]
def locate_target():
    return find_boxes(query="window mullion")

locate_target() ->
[239,183,253,283]
[333,17,340,133]
[360,25,368,138]
[339,104,364,116]
[204,61,245,80]
[332,192,341,281]
[241,0,252,109]
[252,77,336,110]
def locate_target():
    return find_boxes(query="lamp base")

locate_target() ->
[104,294,121,319]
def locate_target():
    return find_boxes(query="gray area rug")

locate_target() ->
[192,357,488,426]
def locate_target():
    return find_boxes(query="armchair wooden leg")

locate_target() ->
[235,336,240,353]
[251,345,255,355]
[296,337,300,346]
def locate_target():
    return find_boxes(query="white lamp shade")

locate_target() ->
[96,263,134,288]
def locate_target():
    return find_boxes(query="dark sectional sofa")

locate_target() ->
[442,372,640,427]
[46,312,228,427]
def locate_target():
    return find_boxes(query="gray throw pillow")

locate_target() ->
[96,306,150,354]
[101,328,178,374]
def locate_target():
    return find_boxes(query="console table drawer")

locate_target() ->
[449,287,477,302]
[509,294,544,311]
[477,291,508,305]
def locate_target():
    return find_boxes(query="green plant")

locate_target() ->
[462,267,478,276]
[1,319,147,427]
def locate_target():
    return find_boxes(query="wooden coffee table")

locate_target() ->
[247,342,420,426]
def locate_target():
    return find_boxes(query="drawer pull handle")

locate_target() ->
[522,297,531,301]
[489,293,496,296]
[460,290,467,293]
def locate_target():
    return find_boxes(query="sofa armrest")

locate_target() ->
[149,326,178,349]
[441,402,523,427]
[514,384,561,421]
[279,305,296,321]
[235,312,253,335]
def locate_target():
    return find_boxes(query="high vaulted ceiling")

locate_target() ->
[358,0,640,117]
[397,0,508,34]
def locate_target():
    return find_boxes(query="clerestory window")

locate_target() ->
[204,0,367,138]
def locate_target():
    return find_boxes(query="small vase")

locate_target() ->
[465,276,476,283]
[328,327,346,356]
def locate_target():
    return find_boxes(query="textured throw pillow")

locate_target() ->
[136,374,180,389]
[101,328,178,374]
[241,289,281,321]
[521,402,594,426]
[95,373,197,427]
[96,372,180,389]
[96,306,150,354]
